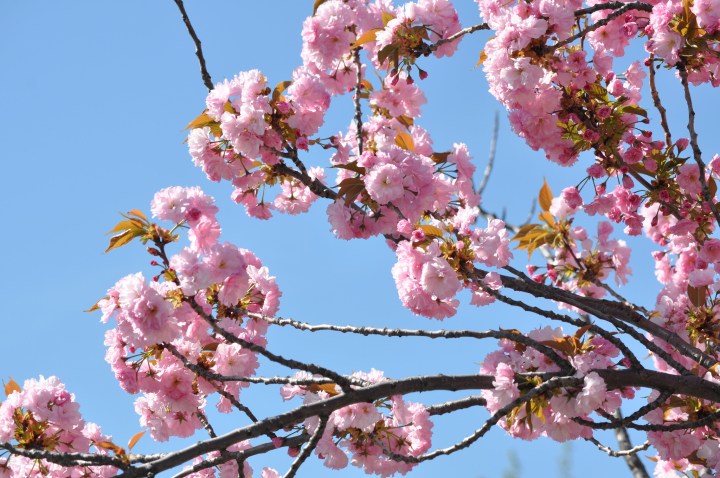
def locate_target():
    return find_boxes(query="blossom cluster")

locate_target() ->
[12,0,720,476]
[99,187,280,441]
[0,377,117,477]
[280,370,433,477]
[479,327,628,442]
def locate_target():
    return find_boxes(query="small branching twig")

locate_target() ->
[678,63,720,227]
[587,436,651,458]
[549,2,653,52]
[283,416,328,478]
[648,55,672,147]
[188,298,356,391]
[426,395,487,416]
[477,111,499,196]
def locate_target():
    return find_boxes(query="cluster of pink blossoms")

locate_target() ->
[187,0,516,321]
[479,0,718,167]
[0,377,117,477]
[8,0,720,476]
[99,187,280,441]
[520,186,633,302]
[480,327,629,442]
[281,370,432,477]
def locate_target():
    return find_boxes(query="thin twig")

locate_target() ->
[609,410,651,478]
[549,3,653,53]
[586,436,651,458]
[426,395,487,416]
[382,376,584,464]
[169,436,309,478]
[477,111,499,196]
[648,55,672,147]
[254,314,572,370]
[173,0,214,91]
[678,63,720,227]
[283,416,328,478]
[188,298,357,391]
[353,48,364,156]
[419,23,490,56]
[470,279,644,370]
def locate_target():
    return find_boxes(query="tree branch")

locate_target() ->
[477,110,499,196]
[282,416,328,478]
[172,0,213,91]
[549,2,653,53]
[678,63,720,227]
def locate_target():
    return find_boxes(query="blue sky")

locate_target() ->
[1,1,719,477]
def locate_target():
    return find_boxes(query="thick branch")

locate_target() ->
[116,369,720,477]
[497,267,718,373]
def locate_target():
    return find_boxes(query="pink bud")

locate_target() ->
[411,229,426,242]
[296,136,309,151]
[276,101,291,115]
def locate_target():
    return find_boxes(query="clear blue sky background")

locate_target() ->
[1,2,719,477]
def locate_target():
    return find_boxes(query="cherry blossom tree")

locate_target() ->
[2,0,720,477]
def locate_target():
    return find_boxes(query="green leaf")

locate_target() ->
[538,211,556,227]
[185,110,215,130]
[272,80,293,102]
[538,179,553,212]
[332,161,366,175]
[709,177,717,199]
[84,297,108,313]
[588,83,608,100]
[381,11,395,26]
[688,284,707,308]
[4,378,21,397]
[106,219,144,235]
[126,209,148,221]
[351,29,381,48]
[127,431,145,451]
[396,115,414,128]
[418,224,444,237]
[431,151,451,164]
[377,45,397,67]
[336,177,365,206]
[621,105,648,118]
[395,132,414,151]
[105,229,143,253]
[95,440,126,456]
[476,49,488,67]
[629,162,655,177]
[313,0,328,14]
